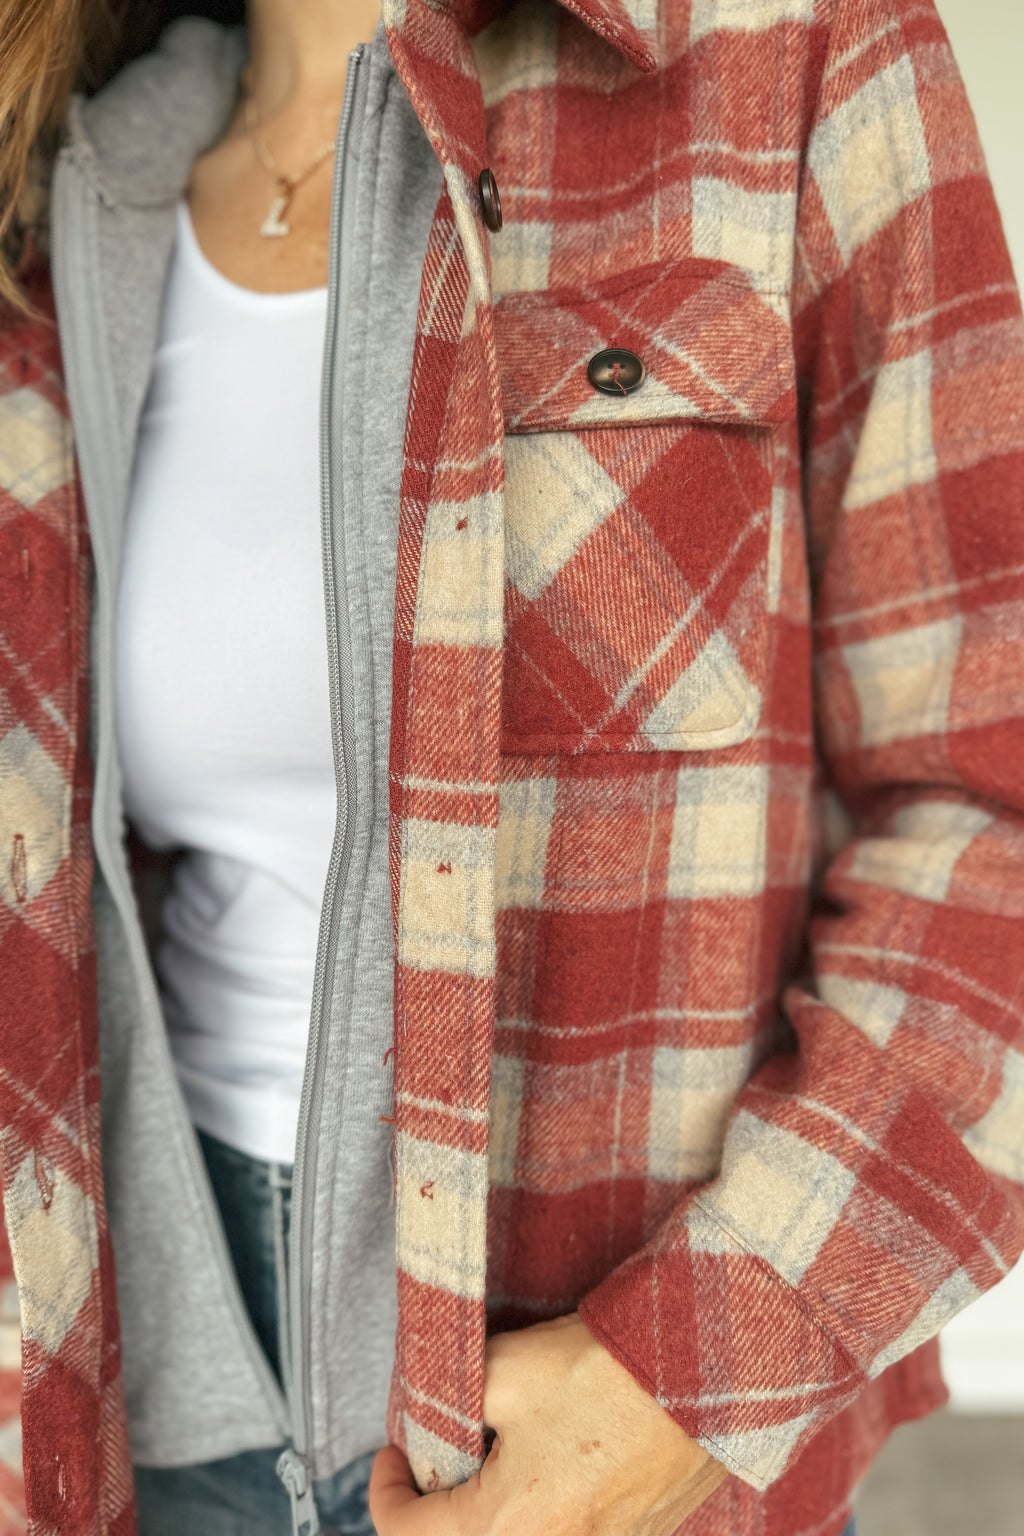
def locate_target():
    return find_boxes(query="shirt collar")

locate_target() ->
[452,0,661,74]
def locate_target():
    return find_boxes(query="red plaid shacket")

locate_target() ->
[382,0,1024,1526]
[2,1,1024,1533]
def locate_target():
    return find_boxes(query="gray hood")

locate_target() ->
[67,19,247,209]
[57,19,248,491]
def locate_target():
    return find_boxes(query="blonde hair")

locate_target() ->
[0,0,158,311]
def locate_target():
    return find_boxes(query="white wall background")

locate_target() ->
[932,0,1024,1413]
[935,0,1024,281]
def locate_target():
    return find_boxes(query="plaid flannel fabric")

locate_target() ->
[0,266,134,1535]
[2,1,1023,1533]
[381,0,1024,1527]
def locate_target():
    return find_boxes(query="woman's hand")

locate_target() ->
[368,1313,729,1535]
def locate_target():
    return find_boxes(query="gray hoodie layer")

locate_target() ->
[50,15,444,1493]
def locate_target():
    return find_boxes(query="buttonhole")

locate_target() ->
[12,834,28,903]
[34,1150,56,1210]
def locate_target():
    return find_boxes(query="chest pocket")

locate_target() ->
[495,258,795,755]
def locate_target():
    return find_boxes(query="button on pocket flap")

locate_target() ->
[496,261,793,757]
[495,258,795,434]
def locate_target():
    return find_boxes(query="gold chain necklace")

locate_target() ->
[242,69,337,238]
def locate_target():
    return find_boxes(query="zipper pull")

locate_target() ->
[276,1447,321,1536]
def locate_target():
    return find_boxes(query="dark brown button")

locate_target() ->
[587,348,646,396]
[478,168,502,232]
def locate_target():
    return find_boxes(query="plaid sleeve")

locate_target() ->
[578,0,1024,1490]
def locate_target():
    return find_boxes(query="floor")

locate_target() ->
[856,1411,1024,1535]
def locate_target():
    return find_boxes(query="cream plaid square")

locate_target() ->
[401,1416,482,1496]
[5,1155,98,1356]
[415,492,505,648]
[842,616,962,748]
[818,974,907,1048]
[0,1413,22,1490]
[964,1047,1024,1183]
[504,433,623,599]
[398,819,497,977]
[844,350,937,511]
[488,1053,526,1186]
[395,1132,489,1299]
[647,1044,755,1181]
[0,1277,20,1373]
[472,0,559,107]
[0,388,72,508]
[713,1113,857,1285]
[685,1200,750,1256]
[691,0,815,43]
[766,485,786,614]
[691,177,797,290]
[812,55,931,265]
[0,725,68,909]
[667,764,769,899]
[496,775,557,910]
[621,0,658,36]
[492,219,554,298]
[704,1413,817,1493]
[846,799,991,903]
[643,631,761,748]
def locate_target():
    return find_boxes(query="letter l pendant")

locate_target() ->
[261,187,292,238]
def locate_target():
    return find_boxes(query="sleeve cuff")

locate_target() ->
[577,1198,864,1491]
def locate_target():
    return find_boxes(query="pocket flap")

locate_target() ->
[495,259,795,434]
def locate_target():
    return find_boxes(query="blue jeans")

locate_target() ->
[133,1131,858,1536]
[134,1130,377,1536]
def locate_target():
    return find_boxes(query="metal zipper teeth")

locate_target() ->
[286,42,367,1470]
[49,156,290,1431]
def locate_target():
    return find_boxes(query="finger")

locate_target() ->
[367,1444,422,1532]
[370,1447,493,1536]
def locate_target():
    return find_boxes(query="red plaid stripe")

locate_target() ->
[0,264,134,1536]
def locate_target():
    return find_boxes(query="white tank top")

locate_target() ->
[115,201,333,1163]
